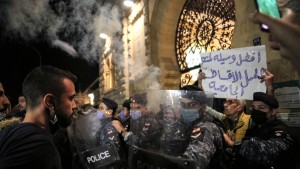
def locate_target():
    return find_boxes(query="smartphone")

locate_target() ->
[255,0,281,31]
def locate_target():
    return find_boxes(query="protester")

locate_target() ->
[199,68,274,143]
[0,82,11,121]
[0,65,77,169]
[11,95,27,120]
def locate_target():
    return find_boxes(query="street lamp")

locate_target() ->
[124,0,134,7]
[99,33,108,39]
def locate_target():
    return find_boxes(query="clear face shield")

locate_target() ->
[129,90,213,169]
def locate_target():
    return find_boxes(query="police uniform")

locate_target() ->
[183,112,223,169]
[233,92,298,169]
[124,94,163,150]
[95,98,127,169]
[127,112,163,150]
[96,119,120,147]
[234,116,297,169]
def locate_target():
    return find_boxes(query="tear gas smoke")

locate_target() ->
[51,40,79,57]
[0,0,122,62]
[0,0,163,92]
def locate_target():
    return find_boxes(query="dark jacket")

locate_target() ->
[233,117,298,169]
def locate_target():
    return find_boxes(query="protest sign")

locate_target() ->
[201,45,267,100]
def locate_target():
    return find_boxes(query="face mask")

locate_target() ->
[97,111,105,120]
[180,108,199,124]
[251,109,268,125]
[130,110,142,120]
[120,111,126,120]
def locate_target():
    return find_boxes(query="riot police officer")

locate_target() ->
[231,92,298,169]
[95,98,127,169]
[113,93,163,150]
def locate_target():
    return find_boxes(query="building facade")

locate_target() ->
[97,0,299,106]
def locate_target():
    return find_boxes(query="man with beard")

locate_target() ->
[11,95,27,121]
[0,82,11,121]
[0,66,77,169]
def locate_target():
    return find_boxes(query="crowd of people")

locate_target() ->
[0,7,300,169]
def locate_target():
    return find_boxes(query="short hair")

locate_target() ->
[22,66,77,108]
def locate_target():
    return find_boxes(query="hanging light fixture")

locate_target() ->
[124,0,134,7]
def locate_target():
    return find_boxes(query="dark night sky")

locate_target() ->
[0,38,99,106]
[0,0,122,106]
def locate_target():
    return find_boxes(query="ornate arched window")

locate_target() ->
[175,0,236,86]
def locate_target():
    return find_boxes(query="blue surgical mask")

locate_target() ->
[120,111,126,120]
[96,111,105,120]
[180,108,199,124]
[130,110,142,120]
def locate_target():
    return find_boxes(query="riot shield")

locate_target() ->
[67,112,123,169]
[128,90,214,169]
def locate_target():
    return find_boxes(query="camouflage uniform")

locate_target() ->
[95,119,127,169]
[183,112,223,169]
[126,113,163,150]
[96,119,121,147]
[233,116,298,169]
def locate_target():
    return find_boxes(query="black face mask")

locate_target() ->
[251,109,268,125]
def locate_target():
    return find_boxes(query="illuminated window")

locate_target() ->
[176,0,235,86]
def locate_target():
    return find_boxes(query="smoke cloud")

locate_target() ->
[0,0,122,62]
[0,0,163,94]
